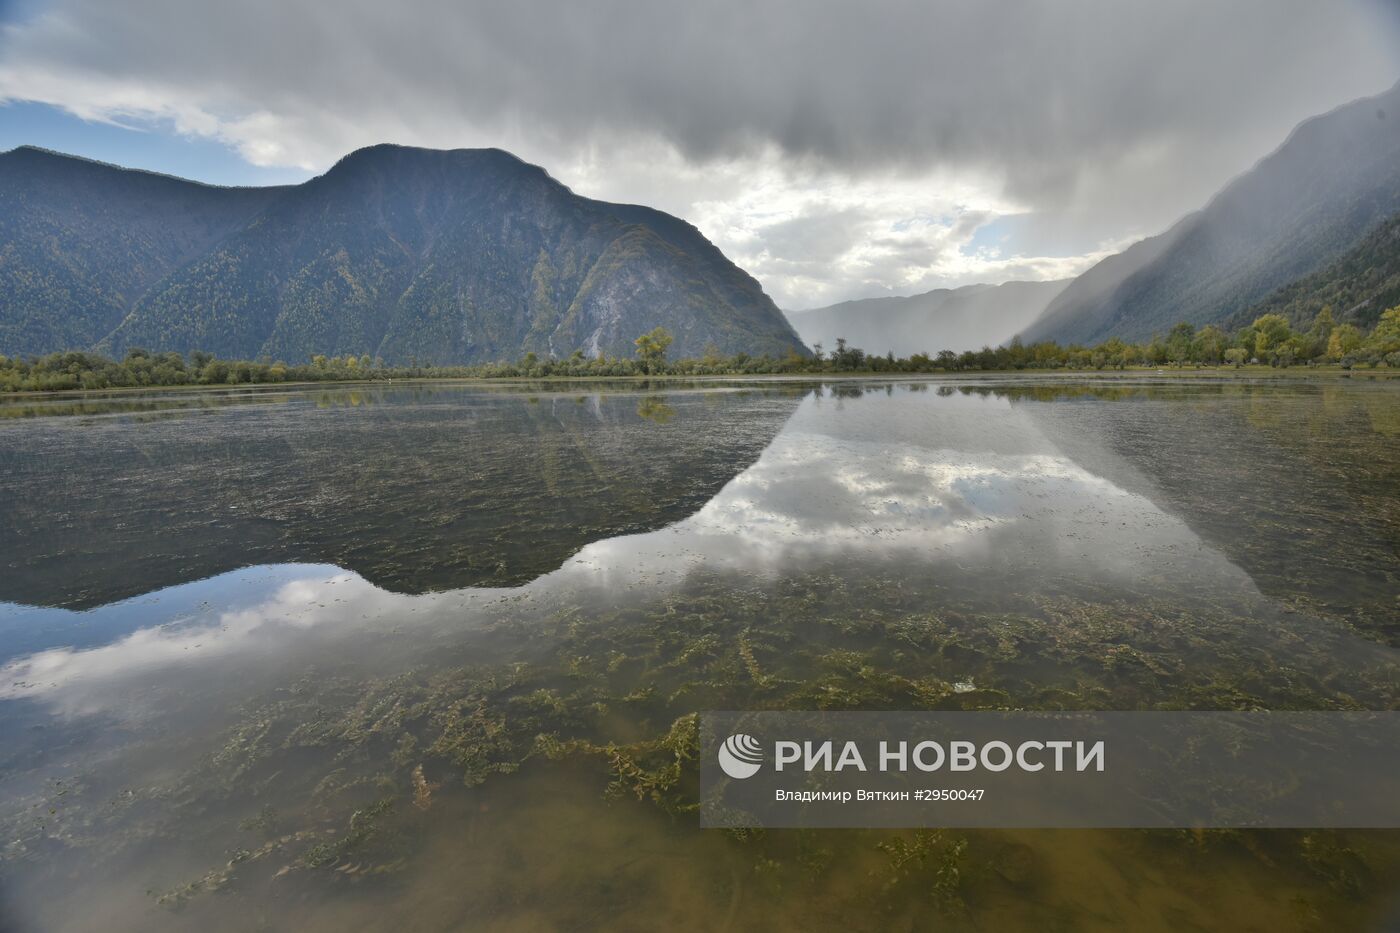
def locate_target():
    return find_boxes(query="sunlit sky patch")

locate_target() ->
[2,0,1398,309]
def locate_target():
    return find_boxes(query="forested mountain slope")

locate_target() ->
[1023,81,1400,345]
[0,145,807,364]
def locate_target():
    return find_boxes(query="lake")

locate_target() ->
[1,376,1397,931]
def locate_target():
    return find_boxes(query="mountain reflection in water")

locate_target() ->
[0,383,805,608]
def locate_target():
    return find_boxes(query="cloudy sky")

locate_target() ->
[2,0,1398,309]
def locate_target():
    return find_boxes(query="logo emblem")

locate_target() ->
[718,733,763,779]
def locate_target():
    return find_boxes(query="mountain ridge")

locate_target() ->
[787,279,1069,356]
[0,144,807,364]
[1022,80,1400,345]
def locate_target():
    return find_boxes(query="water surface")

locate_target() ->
[1,377,1397,931]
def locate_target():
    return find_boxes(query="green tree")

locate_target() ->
[1166,322,1196,366]
[1193,325,1227,364]
[1309,306,1336,345]
[1252,314,1293,363]
[1327,324,1362,361]
[1364,306,1400,356]
[634,327,674,374]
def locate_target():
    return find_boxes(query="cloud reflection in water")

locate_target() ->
[0,391,1254,713]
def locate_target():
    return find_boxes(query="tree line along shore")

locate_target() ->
[3,308,1397,394]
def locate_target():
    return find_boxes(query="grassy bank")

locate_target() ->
[4,362,1400,400]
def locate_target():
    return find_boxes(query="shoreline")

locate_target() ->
[2,364,1398,401]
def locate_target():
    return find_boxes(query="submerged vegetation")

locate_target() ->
[1,378,1396,930]
[7,555,1395,928]
[3,306,1398,392]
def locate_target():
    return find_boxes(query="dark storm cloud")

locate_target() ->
[2,0,1398,305]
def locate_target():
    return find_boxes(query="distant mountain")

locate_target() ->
[786,279,1068,356]
[1023,81,1400,345]
[0,145,807,364]
[1225,211,1400,333]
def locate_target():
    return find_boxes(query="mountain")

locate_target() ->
[0,145,807,364]
[786,279,1068,356]
[0,147,285,357]
[1225,211,1400,333]
[1023,80,1400,345]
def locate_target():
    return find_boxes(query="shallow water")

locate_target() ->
[0,377,1397,931]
